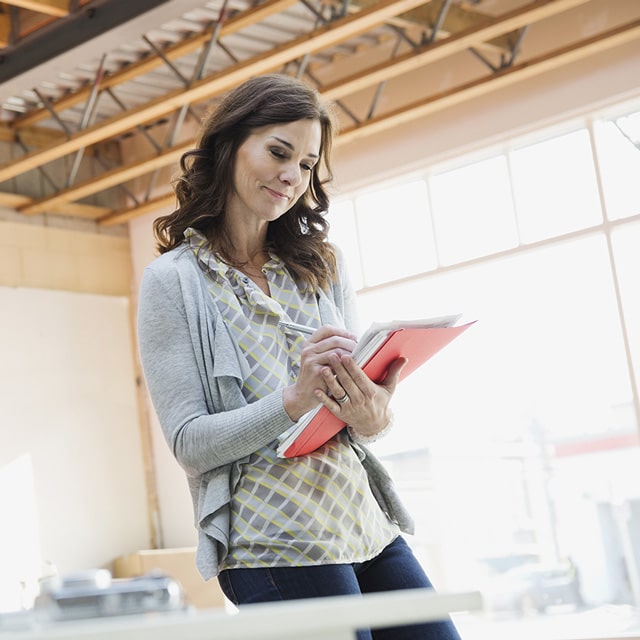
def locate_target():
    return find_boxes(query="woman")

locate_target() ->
[137,73,461,640]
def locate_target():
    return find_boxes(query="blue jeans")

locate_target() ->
[217,536,462,640]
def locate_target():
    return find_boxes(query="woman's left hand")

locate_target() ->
[316,354,407,438]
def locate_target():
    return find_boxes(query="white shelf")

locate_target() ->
[1,588,482,640]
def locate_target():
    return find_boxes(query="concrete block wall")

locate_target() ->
[0,218,131,296]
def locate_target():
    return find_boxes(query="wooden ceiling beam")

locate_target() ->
[336,19,640,146]
[0,13,11,47]
[0,192,35,208]
[19,141,190,215]
[97,18,640,226]
[0,190,109,218]
[0,0,431,184]
[46,201,111,218]
[0,122,67,145]
[321,0,590,101]
[351,0,515,51]
[100,192,175,226]
[12,0,302,128]
[1,0,70,18]
[8,0,603,217]
[0,123,120,164]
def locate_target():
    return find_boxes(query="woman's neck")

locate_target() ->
[224,217,268,267]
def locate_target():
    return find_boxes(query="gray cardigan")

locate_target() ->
[137,244,414,580]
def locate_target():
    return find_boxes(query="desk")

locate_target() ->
[0,589,482,640]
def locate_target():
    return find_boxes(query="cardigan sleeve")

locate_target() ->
[137,260,295,478]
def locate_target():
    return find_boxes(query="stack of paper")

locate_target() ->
[277,314,474,458]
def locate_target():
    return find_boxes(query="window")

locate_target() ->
[327,199,364,290]
[612,220,640,385]
[354,180,436,286]
[509,129,603,243]
[430,155,519,264]
[329,103,640,637]
[593,118,640,221]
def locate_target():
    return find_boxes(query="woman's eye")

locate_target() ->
[270,147,314,172]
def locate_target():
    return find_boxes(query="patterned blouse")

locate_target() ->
[185,229,399,569]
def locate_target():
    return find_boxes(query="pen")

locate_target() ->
[277,320,316,336]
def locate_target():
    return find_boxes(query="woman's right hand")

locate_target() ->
[282,325,358,421]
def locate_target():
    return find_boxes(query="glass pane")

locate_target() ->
[327,199,364,290]
[429,155,519,264]
[593,115,640,221]
[355,180,436,287]
[358,233,639,637]
[510,130,603,242]
[612,220,640,399]
[615,110,640,144]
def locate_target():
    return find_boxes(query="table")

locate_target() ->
[0,588,482,640]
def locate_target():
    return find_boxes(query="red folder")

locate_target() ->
[280,321,475,458]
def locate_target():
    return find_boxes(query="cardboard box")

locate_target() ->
[113,547,227,610]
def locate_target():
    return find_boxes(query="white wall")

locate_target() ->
[129,210,198,549]
[0,287,150,611]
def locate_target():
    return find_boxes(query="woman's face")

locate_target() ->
[227,118,322,227]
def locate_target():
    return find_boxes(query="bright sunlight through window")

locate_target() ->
[328,101,640,640]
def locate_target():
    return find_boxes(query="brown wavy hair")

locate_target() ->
[153,73,338,291]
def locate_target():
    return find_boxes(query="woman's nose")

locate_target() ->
[280,163,302,186]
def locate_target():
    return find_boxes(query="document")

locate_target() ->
[277,314,475,458]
